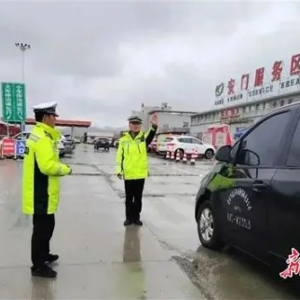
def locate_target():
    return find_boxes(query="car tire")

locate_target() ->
[204,149,214,159]
[197,200,224,250]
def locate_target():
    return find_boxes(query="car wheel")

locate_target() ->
[197,200,224,250]
[204,149,214,159]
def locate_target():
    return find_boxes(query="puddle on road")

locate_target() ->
[172,246,300,300]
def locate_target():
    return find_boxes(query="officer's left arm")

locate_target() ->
[145,125,157,147]
[116,139,124,175]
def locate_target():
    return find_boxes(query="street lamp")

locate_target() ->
[15,42,30,133]
[15,42,30,82]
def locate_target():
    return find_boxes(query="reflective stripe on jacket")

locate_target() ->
[116,126,156,180]
[22,122,71,215]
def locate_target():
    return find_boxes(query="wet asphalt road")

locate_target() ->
[0,144,299,299]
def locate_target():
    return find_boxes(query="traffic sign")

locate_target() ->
[1,82,26,123]
[15,139,26,156]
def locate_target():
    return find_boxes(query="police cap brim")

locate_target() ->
[128,116,142,123]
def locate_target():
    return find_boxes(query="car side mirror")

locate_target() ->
[215,145,232,162]
[236,149,260,166]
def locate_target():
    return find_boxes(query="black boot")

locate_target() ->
[45,254,59,264]
[134,219,143,226]
[31,265,57,278]
[124,220,133,226]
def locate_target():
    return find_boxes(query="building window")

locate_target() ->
[183,122,189,127]
[288,98,293,104]
[280,100,285,106]
[257,103,264,110]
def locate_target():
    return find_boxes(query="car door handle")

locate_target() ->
[252,181,268,193]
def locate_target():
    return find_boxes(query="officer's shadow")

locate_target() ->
[123,226,141,263]
[30,277,56,300]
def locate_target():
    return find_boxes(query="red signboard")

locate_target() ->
[220,108,240,120]
[207,125,233,149]
[1,138,15,158]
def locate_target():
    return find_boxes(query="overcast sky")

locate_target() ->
[0,1,300,127]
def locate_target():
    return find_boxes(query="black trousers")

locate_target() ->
[31,214,55,268]
[124,179,145,221]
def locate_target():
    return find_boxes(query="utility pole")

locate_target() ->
[15,42,30,133]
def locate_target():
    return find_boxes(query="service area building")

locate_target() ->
[191,52,300,138]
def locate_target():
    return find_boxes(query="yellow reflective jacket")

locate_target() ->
[116,126,156,180]
[22,122,71,215]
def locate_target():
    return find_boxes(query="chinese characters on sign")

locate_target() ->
[254,67,264,87]
[272,61,283,81]
[1,82,26,122]
[228,79,235,95]
[215,53,300,106]
[220,108,239,120]
[279,248,300,279]
[241,74,249,90]
[290,54,300,75]
[2,83,13,121]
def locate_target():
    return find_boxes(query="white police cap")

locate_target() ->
[128,115,142,123]
[31,101,59,116]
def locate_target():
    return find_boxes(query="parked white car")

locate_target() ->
[156,135,215,159]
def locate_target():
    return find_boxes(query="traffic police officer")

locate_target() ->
[22,101,72,278]
[116,114,158,226]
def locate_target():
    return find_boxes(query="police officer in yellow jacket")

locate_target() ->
[116,114,157,226]
[22,101,72,278]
